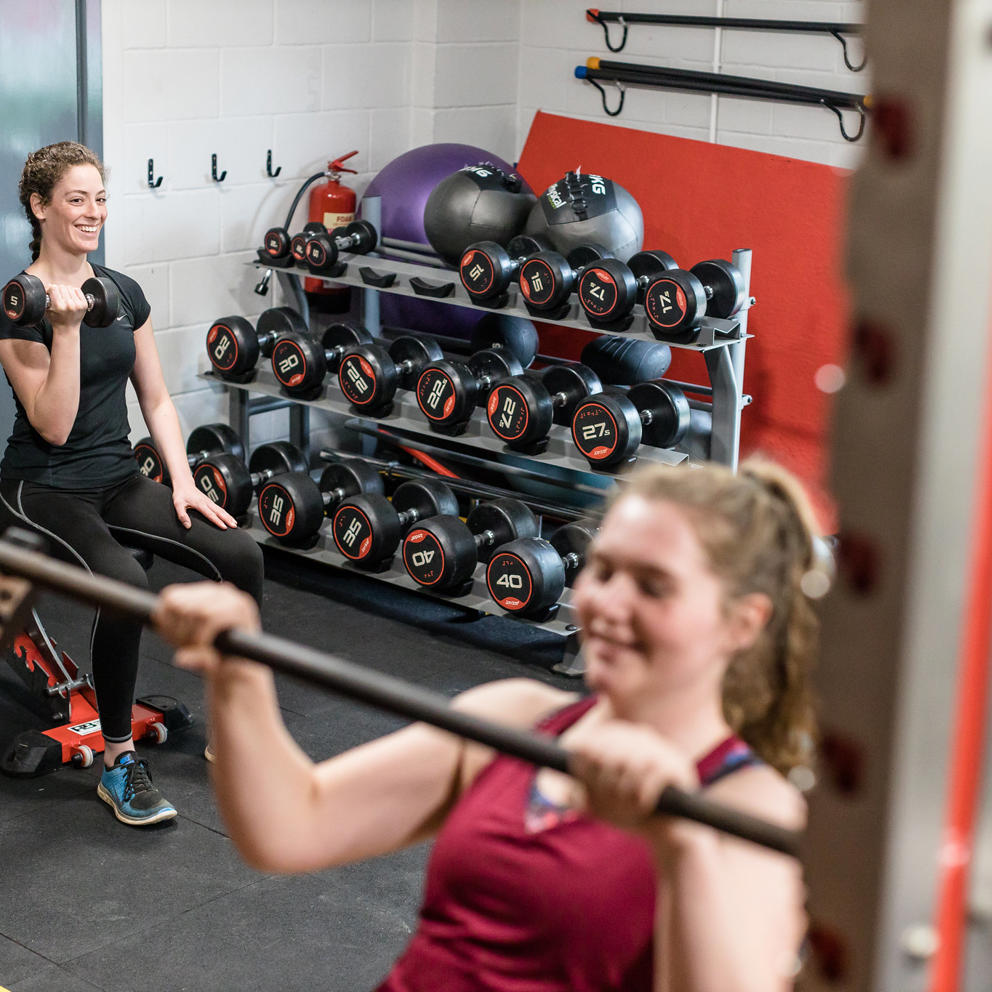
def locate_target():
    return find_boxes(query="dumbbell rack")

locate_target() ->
[205,240,753,675]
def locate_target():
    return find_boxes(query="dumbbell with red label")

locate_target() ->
[205,307,308,382]
[576,250,678,331]
[256,459,383,547]
[304,220,379,274]
[571,380,711,468]
[486,521,597,619]
[191,442,308,518]
[270,321,373,400]
[134,423,244,486]
[486,363,602,453]
[331,479,460,571]
[457,234,552,307]
[485,334,675,453]
[516,244,612,320]
[289,223,327,264]
[642,258,746,344]
[337,335,444,416]
[2,272,121,328]
[402,497,539,595]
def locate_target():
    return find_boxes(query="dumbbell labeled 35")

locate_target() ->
[2,272,120,328]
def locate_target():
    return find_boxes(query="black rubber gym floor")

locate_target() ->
[0,549,577,992]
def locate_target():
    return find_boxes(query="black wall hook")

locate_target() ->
[147,159,163,189]
[211,154,227,183]
[265,150,282,178]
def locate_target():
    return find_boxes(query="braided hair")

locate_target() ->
[18,142,106,261]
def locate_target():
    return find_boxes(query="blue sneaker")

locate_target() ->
[97,751,177,826]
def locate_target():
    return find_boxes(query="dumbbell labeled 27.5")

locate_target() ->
[337,335,443,415]
[576,250,678,330]
[571,380,709,467]
[257,460,383,547]
[134,423,244,486]
[487,521,596,618]
[642,259,746,344]
[402,497,538,594]
[486,363,602,452]
[206,307,307,382]
[192,442,307,518]
[332,479,459,571]
[2,273,120,328]
[270,322,372,400]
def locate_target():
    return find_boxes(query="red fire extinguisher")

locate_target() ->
[304,150,358,313]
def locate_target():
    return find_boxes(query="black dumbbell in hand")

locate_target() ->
[133,423,245,486]
[516,244,611,320]
[337,335,443,416]
[642,258,746,344]
[256,459,383,547]
[304,220,379,274]
[270,321,372,400]
[576,250,678,331]
[402,497,538,595]
[486,363,602,453]
[331,479,459,571]
[458,234,551,307]
[571,380,711,468]
[486,521,597,618]
[192,442,308,518]
[205,307,308,382]
[2,272,120,328]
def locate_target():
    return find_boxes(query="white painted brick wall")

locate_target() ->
[102,0,866,445]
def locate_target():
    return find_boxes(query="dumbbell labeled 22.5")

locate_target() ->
[2,272,120,328]
[402,497,538,594]
[337,335,443,416]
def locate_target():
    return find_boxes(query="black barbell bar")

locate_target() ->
[0,530,800,860]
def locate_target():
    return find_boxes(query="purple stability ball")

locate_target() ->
[359,143,525,341]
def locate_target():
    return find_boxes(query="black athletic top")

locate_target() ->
[0,264,149,488]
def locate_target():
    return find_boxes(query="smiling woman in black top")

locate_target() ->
[0,141,264,827]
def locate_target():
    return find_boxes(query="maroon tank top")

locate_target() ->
[374,696,758,992]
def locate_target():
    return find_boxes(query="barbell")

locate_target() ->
[0,528,800,859]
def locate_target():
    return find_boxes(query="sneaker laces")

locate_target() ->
[122,758,154,801]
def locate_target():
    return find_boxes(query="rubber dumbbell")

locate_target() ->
[571,380,711,467]
[576,250,679,330]
[516,244,612,320]
[256,459,383,547]
[290,222,328,263]
[337,334,444,415]
[133,423,245,486]
[486,363,602,452]
[304,220,379,273]
[2,272,120,328]
[402,497,539,594]
[331,478,460,571]
[458,234,552,306]
[270,321,373,400]
[642,258,746,344]
[191,442,308,518]
[486,521,597,618]
[205,307,308,382]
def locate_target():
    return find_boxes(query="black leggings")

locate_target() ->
[0,473,264,741]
